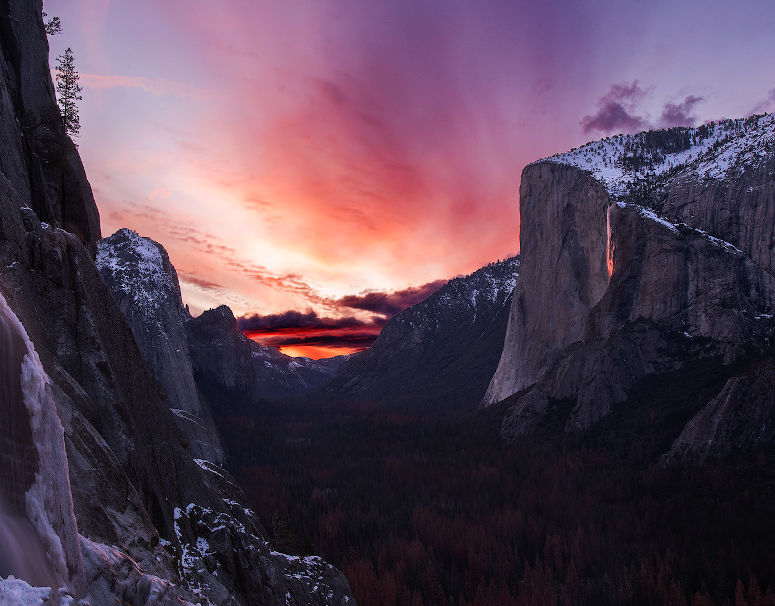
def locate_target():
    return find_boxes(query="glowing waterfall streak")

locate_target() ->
[606,203,615,279]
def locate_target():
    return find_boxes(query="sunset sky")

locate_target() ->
[46,0,775,357]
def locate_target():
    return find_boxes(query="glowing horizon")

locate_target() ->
[45,0,775,357]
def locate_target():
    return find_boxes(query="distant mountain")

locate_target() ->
[324,257,519,409]
[186,304,350,407]
[484,115,775,461]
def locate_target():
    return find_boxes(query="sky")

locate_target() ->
[46,0,775,357]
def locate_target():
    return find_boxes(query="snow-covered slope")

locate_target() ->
[324,257,519,409]
[96,229,181,321]
[546,113,775,196]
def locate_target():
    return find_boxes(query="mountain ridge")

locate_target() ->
[323,256,519,409]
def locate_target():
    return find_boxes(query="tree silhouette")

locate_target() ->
[42,10,61,35]
[55,48,82,137]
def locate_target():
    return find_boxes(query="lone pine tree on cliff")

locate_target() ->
[55,48,82,138]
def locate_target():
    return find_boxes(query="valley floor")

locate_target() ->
[215,361,775,606]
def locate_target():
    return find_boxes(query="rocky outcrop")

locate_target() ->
[326,258,519,409]
[486,115,775,454]
[0,3,355,604]
[661,358,775,464]
[96,229,201,415]
[96,228,224,464]
[187,305,348,406]
[187,306,256,397]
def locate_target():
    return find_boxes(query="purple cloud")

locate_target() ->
[238,310,376,332]
[659,95,705,127]
[581,81,649,134]
[334,280,446,319]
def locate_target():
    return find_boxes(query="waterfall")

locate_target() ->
[0,290,81,590]
[606,203,615,279]
[0,496,57,587]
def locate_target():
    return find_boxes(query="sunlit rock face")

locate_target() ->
[486,116,775,455]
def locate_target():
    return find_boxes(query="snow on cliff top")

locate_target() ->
[96,228,177,316]
[540,113,775,196]
[434,256,520,311]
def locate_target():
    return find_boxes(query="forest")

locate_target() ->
[214,356,775,606]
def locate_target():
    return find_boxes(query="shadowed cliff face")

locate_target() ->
[96,228,225,465]
[485,117,775,459]
[483,167,610,404]
[0,3,356,604]
[0,0,99,244]
[325,257,520,410]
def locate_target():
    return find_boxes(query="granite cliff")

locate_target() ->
[485,115,775,460]
[0,3,354,604]
[96,228,225,466]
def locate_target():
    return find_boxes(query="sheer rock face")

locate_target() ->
[325,258,519,409]
[485,116,775,456]
[0,0,100,244]
[483,168,609,405]
[96,229,201,415]
[0,3,355,604]
[96,229,224,465]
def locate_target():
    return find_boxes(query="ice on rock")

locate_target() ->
[0,292,82,590]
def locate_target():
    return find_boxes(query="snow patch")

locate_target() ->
[543,114,775,196]
[96,229,176,321]
[0,576,52,605]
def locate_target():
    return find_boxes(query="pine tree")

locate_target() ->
[42,10,61,35]
[55,48,82,137]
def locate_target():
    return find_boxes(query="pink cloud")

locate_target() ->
[78,73,206,97]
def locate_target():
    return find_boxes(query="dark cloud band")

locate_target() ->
[238,279,447,354]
